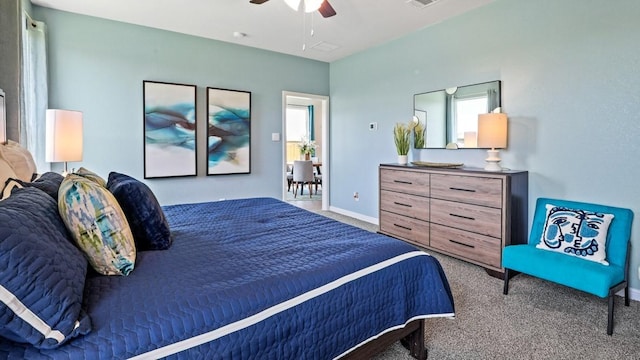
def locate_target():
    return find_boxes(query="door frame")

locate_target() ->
[282,91,329,210]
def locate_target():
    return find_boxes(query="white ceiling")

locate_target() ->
[30,0,494,63]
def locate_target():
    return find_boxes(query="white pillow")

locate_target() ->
[536,204,614,265]
[0,141,37,182]
[0,158,18,196]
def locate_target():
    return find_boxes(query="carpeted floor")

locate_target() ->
[314,210,640,360]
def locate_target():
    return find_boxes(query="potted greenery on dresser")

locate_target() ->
[393,121,415,164]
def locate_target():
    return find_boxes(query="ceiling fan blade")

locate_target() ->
[249,0,269,4]
[317,0,336,18]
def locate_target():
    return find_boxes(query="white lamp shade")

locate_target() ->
[477,113,507,149]
[45,109,83,162]
[463,131,477,148]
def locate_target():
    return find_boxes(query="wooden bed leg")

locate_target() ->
[400,320,427,360]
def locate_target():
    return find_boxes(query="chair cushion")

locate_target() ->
[535,204,614,265]
[58,174,136,276]
[0,187,91,348]
[106,172,173,250]
[503,245,624,298]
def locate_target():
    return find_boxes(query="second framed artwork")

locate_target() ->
[206,87,251,175]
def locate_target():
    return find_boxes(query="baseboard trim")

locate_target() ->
[618,286,640,302]
[328,206,379,225]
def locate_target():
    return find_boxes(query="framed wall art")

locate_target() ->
[206,87,251,175]
[143,80,197,178]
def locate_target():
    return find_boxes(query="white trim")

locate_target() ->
[0,285,65,344]
[329,205,379,225]
[617,286,640,302]
[129,251,448,360]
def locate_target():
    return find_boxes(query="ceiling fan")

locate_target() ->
[249,0,337,18]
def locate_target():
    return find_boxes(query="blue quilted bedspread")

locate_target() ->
[0,198,454,359]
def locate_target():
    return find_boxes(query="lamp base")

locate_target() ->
[484,149,503,172]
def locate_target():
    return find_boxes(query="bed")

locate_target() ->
[0,170,454,359]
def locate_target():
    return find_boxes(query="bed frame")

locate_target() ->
[342,319,426,359]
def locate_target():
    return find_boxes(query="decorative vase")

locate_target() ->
[397,155,408,165]
[305,153,311,161]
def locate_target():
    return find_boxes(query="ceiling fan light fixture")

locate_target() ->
[303,0,323,13]
[284,0,301,11]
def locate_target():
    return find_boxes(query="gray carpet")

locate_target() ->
[314,210,640,360]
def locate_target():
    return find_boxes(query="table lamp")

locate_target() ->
[45,109,83,175]
[477,113,507,171]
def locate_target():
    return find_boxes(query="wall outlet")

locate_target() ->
[353,192,359,201]
[369,122,377,131]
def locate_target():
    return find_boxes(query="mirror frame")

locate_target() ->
[413,80,502,149]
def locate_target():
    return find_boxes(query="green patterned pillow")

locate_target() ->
[58,174,136,276]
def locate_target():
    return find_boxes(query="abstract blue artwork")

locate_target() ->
[143,81,197,178]
[206,87,251,175]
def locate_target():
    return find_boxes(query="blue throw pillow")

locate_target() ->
[107,172,173,250]
[0,187,91,349]
[2,172,64,200]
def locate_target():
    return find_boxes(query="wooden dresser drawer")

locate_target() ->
[380,190,429,221]
[380,168,429,197]
[380,211,429,247]
[430,174,502,208]
[430,224,501,268]
[430,198,502,238]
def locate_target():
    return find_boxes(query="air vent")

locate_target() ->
[309,41,340,52]
[406,0,439,8]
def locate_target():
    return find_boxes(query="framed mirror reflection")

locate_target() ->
[413,80,501,149]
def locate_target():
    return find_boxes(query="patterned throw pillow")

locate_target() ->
[74,167,107,187]
[0,187,91,349]
[107,172,173,250]
[58,174,136,275]
[536,204,614,265]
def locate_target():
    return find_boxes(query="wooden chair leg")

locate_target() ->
[308,182,312,198]
[503,268,510,295]
[293,182,298,198]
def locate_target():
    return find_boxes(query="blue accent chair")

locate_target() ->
[502,198,634,335]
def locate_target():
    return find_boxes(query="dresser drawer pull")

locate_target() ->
[449,239,475,249]
[449,187,476,193]
[394,202,412,208]
[393,223,412,231]
[394,180,413,185]
[449,213,475,221]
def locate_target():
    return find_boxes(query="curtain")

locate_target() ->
[21,14,49,172]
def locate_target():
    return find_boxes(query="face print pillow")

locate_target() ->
[536,204,614,265]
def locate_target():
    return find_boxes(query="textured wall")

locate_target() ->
[330,0,640,289]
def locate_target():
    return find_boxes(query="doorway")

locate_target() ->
[282,91,329,211]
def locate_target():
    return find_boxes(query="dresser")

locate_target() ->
[379,164,528,277]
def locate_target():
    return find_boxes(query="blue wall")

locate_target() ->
[330,0,640,289]
[34,6,329,205]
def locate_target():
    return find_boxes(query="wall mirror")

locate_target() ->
[413,80,501,149]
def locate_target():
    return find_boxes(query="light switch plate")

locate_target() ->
[271,133,280,141]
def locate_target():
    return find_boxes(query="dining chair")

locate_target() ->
[286,164,293,192]
[292,160,314,198]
